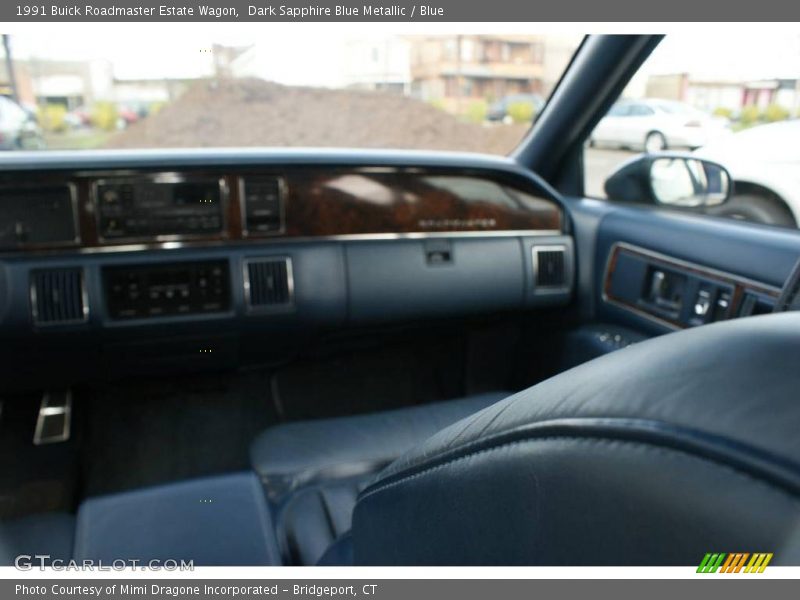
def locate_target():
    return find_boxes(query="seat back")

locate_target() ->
[352,314,800,565]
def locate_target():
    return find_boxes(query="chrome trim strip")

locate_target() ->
[242,256,295,314]
[0,229,564,258]
[91,173,229,244]
[601,241,781,331]
[29,276,36,321]
[68,182,81,246]
[295,230,563,241]
[81,267,90,320]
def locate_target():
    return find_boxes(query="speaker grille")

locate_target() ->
[31,268,87,325]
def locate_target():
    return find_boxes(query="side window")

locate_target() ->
[629,105,654,117]
[608,103,631,117]
[585,33,800,231]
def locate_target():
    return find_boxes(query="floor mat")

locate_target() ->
[273,335,466,421]
[81,369,278,498]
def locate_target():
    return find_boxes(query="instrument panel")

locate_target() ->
[0,166,564,253]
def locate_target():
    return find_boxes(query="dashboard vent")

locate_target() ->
[245,258,293,309]
[31,268,87,325]
[534,246,567,288]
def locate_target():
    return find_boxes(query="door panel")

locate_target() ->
[568,198,800,337]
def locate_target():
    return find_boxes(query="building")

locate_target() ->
[645,73,800,113]
[211,43,251,78]
[228,35,411,92]
[110,77,191,112]
[342,36,411,94]
[0,44,234,111]
[774,79,800,114]
[408,35,548,111]
[744,79,800,112]
[0,58,112,109]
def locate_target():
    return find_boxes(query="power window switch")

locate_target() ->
[694,289,712,317]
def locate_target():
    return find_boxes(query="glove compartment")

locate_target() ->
[345,237,525,322]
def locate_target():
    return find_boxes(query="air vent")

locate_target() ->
[533,246,567,288]
[244,258,293,310]
[30,268,88,325]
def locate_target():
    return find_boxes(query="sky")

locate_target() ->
[646,33,800,81]
[7,30,356,82]
[5,29,800,85]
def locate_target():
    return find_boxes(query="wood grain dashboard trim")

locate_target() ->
[280,168,562,236]
[0,166,563,254]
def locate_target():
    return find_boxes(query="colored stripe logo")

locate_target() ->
[697,552,773,573]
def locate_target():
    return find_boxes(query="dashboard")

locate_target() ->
[1,162,561,252]
[0,150,573,390]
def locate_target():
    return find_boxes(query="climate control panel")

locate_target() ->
[104,260,230,320]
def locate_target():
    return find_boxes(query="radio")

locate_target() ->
[94,175,226,242]
[104,260,230,320]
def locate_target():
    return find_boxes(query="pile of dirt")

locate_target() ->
[105,78,527,154]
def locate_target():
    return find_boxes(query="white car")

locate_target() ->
[694,120,800,228]
[0,96,44,150]
[590,99,730,153]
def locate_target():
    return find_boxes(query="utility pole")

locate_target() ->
[455,35,463,115]
[2,34,19,103]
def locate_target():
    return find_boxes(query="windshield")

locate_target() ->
[0,32,582,155]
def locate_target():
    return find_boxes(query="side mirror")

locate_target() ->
[604,154,732,208]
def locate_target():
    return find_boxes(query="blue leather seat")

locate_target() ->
[1,472,281,566]
[74,472,281,566]
[0,512,74,567]
[8,312,800,566]
[0,393,507,566]
[351,314,800,565]
[249,392,509,565]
